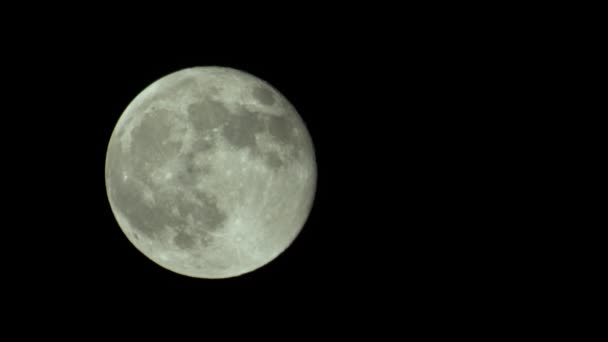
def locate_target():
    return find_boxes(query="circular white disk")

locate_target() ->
[105,66,316,279]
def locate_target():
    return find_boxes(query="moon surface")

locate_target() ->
[105,67,316,279]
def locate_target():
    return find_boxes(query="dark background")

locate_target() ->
[2,7,559,332]
[8,25,411,316]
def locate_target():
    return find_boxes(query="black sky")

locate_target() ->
[2,8,541,332]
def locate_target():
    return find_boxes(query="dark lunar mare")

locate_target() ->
[187,94,300,171]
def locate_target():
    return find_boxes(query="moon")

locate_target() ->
[105,66,316,279]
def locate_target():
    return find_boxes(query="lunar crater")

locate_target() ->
[252,85,275,105]
[173,231,196,250]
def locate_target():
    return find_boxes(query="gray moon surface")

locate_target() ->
[105,66,316,279]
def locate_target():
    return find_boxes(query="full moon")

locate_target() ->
[105,66,316,279]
